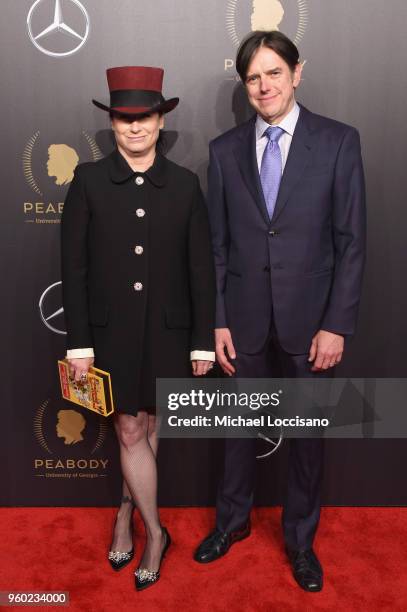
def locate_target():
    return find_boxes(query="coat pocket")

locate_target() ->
[165,309,192,329]
[89,301,109,327]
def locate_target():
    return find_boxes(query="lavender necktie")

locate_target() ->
[260,126,284,220]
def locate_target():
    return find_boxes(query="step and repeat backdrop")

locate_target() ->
[1,0,407,506]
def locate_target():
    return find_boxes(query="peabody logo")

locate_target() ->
[22,130,101,223]
[39,281,65,335]
[33,398,109,478]
[27,0,90,57]
[226,0,309,48]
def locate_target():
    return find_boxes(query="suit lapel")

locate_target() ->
[233,117,270,225]
[271,105,314,223]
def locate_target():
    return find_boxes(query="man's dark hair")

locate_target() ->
[236,30,300,81]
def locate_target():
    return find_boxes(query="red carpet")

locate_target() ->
[0,507,406,611]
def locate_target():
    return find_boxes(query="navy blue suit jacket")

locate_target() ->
[206,104,366,355]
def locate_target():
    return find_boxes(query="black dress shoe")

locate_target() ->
[194,522,251,563]
[286,548,323,592]
[134,527,171,591]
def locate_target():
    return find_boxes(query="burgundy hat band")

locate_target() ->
[110,89,165,108]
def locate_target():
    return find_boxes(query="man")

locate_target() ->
[194,31,366,592]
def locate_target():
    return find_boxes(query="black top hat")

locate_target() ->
[92,66,179,117]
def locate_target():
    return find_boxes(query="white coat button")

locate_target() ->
[135,176,144,185]
[134,282,143,291]
[136,208,145,217]
[134,245,143,255]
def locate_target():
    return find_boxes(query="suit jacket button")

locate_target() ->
[135,176,144,185]
[136,208,145,217]
[134,282,143,291]
[268,230,278,236]
[134,245,144,255]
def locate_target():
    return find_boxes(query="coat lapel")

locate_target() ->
[271,105,314,223]
[233,117,270,225]
[108,148,135,183]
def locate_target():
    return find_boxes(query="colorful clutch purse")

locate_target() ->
[58,359,115,417]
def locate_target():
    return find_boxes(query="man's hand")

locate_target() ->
[67,357,94,382]
[308,330,344,372]
[192,360,214,376]
[215,328,236,376]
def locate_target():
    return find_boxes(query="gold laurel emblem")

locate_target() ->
[34,399,53,453]
[23,131,42,195]
[34,398,108,455]
[82,130,104,162]
[226,0,309,47]
[23,131,103,194]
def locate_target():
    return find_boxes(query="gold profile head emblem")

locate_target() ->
[34,399,108,455]
[56,409,86,445]
[251,0,285,31]
[226,1,309,48]
[23,131,102,196]
[47,144,79,186]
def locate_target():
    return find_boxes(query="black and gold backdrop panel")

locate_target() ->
[1,0,406,506]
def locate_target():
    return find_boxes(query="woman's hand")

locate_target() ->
[215,328,236,376]
[192,360,214,376]
[67,357,95,382]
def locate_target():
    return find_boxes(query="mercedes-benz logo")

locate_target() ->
[27,0,90,58]
[39,281,66,335]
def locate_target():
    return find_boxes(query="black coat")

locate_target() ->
[61,149,215,414]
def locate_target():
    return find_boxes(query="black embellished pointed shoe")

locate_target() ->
[108,511,135,571]
[108,547,134,571]
[134,527,171,591]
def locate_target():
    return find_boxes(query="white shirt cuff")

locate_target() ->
[66,348,95,359]
[190,350,215,361]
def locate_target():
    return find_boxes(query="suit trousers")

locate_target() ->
[215,322,325,551]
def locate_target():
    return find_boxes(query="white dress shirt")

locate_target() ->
[255,101,300,173]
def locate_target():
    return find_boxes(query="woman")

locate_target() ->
[61,66,215,590]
